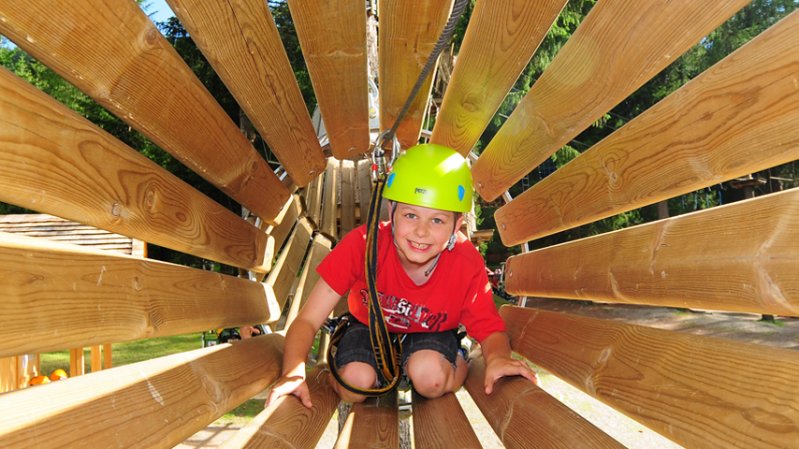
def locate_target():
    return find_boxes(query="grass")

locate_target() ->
[40,332,203,377]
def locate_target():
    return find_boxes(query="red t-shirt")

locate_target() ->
[316,222,505,343]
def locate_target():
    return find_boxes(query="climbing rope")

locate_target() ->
[327,0,469,396]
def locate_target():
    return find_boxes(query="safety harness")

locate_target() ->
[325,0,469,397]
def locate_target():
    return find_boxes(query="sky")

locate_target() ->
[141,0,176,24]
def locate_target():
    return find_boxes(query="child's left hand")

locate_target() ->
[483,356,538,394]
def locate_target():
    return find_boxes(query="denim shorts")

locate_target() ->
[334,320,459,372]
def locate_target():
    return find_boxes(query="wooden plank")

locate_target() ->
[304,171,325,227]
[166,0,326,185]
[69,348,85,377]
[465,349,623,449]
[0,67,273,271]
[430,0,567,155]
[287,0,370,159]
[267,218,314,311]
[265,195,304,256]
[103,344,113,370]
[471,0,750,201]
[496,10,799,245]
[0,0,289,222]
[0,334,284,449]
[378,0,455,148]
[501,306,799,449]
[356,159,373,227]
[0,231,279,358]
[90,346,102,372]
[412,391,483,449]
[334,392,399,448]
[320,158,339,239]
[220,365,339,449]
[504,189,799,317]
[339,160,357,235]
[285,234,333,329]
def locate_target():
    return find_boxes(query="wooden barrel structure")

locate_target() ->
[1,1,799,448]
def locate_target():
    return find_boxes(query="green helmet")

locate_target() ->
[383,143,473,213]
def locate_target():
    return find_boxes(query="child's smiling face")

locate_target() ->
[391,202,462,269]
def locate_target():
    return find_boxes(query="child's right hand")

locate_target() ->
[266,375,313,409]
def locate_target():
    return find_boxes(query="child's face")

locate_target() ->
[391,202,462,267]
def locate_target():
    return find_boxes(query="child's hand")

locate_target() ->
[267,375,313,409]
[483,356,538,394]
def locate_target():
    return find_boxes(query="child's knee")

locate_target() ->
[331,361,376,403]
[405,350,451,398]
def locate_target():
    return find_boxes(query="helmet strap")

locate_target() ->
[446,233,457,251]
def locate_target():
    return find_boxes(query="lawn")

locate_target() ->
[40,332,203,376]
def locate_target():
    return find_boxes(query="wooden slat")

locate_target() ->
[320,158,339,239]
[221,365,339,449]
[339,160,357,235]
[430,0,567,155]
[267,218,314,310]
[285,234,333,329]
[496,10,799,245]
[501,306,799,449]
[378,0,455,148]
[265,195,304,256]
[0,0,289,222]
[287,0,370,159]
[465,350,623,449]
[0,334,284,449]
[334,392,399,448]
[70,348,85,377]
[304,171,325,227]
[356,159,373,227]
[0,66,273,271]
[412,391,483,449]
[166,0,326,185]
[505,189,799,317]
[0,231,279,358]
[471,0,750,201]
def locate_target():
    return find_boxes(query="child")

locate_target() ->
[267,144,537,408]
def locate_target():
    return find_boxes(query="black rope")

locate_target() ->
[382,0,469,146]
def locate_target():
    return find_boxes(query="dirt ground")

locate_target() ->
[177,299,799,448]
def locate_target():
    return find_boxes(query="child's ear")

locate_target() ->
[455,212,465,230]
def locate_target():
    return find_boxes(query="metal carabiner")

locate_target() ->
[371,130,400,182]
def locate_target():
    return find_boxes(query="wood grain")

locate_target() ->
[0,334,285,449]
[288,0,370,159]
[412,391,483,449]
[501,306,799,449]
[0,67,272,271]
[221,365,339,449]
[496,9,799,245]
[431,0,567,155]
[339,160,357,235]
[285,234,332,330]
[378,0,455,148]
[167,0,327,185]
[465,350,623,449]
[335,392,399,448]
[0,0,289,221]
[267,218,314,310]
[0,231,279,358]
[471,0,750,201]
[504,189,799,317]
[321,158,339,239]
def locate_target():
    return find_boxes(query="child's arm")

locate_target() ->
[266,278,341,408]
[479,331,538,394]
